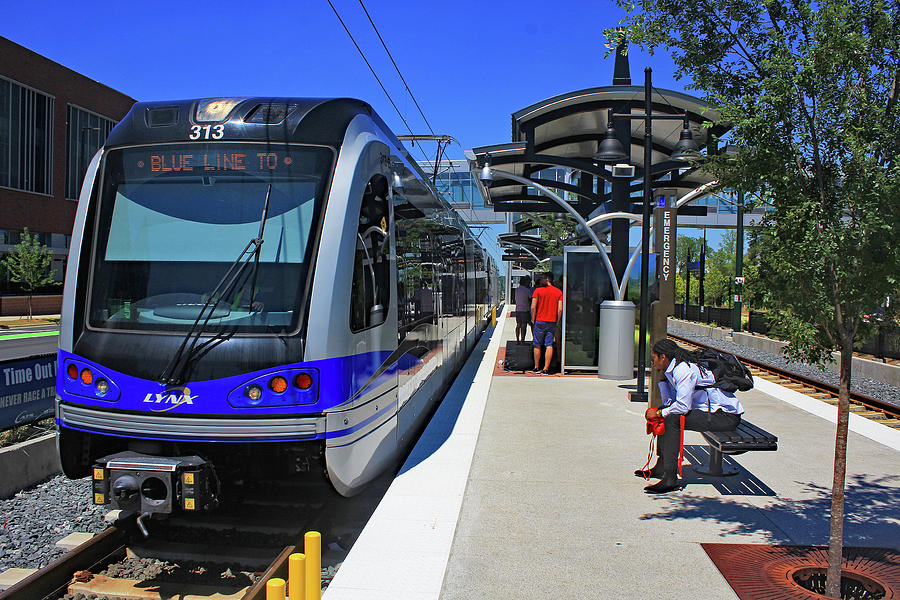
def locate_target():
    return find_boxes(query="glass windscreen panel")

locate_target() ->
[563,249,613,368]
[88,143,332,333]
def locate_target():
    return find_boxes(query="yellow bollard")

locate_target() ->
[266,578,286,600]
[288,553,306,600]
[491,306,497,327]
[304,531,321,600]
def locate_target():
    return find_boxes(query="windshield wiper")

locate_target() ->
[159,184,273,386]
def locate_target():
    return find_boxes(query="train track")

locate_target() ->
[0,474,395,600]
[668,333,900,428]
[0,515,299,600]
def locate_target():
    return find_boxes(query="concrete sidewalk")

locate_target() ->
[326,308,900,599]
[441,313,899,599]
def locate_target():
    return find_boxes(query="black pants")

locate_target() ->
[659,410,741,477]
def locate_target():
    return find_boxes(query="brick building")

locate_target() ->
[0,36,135,290]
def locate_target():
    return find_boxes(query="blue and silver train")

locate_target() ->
[56,97,499,518]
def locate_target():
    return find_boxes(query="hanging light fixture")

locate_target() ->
[479,157,493,184]
[593,110,629,163]
[670,117,701,161]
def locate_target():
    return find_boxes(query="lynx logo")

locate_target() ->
[144,387,196,412]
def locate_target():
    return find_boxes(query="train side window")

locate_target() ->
[350,175,390,332]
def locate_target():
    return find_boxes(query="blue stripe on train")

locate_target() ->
[56,348,415,418]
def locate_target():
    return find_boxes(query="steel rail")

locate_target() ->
[241,545,297,600]
[0,525,128,600]
[668,333,900,422]
[1,524,301,600]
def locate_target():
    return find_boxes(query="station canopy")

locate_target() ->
[466,74,727,218]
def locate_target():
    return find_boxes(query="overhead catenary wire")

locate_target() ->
[325,0,430,163]
[326,1,501,260]
[357,0,435,136]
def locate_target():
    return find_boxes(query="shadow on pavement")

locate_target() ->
[681,444,777,496]
[641,472,900,547]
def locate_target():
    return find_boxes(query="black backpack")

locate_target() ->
[691,348,754,393]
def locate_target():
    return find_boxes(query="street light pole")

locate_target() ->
[631,67,655,402]
[594,66,701,398]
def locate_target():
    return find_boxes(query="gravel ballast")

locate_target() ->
[0,475,108,572]
[668,325,900,409]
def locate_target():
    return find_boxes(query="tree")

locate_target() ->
[4,228,55,320]
[706,231,738,306]
[609,2,900,596]
[537,217,577,270]
[675,235,702,305]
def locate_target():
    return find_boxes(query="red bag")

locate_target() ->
[640,409,685,479]
[645,406,665,435]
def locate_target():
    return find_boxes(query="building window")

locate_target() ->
[66,105,116,200]
[0,76,54,195]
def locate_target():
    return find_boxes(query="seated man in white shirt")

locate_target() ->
[638,339,744,494]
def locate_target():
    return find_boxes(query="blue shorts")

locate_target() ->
[532,320,556,347]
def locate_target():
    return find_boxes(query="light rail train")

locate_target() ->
[55,97,499,522]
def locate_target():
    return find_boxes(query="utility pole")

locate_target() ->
[733,190,745,331]
[698,233,706,317]
[684,248,691,313]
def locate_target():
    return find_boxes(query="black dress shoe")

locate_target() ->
[634,467,663,478]
[644,478,682,494]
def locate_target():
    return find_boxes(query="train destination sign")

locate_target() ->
[134,150,295,174]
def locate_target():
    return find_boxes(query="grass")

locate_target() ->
[0,418,56,448]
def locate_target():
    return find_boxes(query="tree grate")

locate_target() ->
[701,544,898,600]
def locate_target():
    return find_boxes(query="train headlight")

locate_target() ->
[61,357,122,402]
[228,369,318,408]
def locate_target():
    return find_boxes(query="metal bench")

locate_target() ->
[695,420,778,476]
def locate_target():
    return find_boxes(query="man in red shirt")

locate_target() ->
[530,272,563,374]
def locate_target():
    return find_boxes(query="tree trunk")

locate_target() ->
[825,340,853,598]
[27,293,33,321]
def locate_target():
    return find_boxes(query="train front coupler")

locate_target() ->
[91,452,218,530]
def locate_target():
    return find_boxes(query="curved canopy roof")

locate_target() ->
[466,81,727,216]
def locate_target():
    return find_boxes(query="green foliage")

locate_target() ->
[675,234,702,269]
[4,228,56,320]
[610,4,900,592]
[537,218,577,270]
[742,263,764,307]
[5,229,54,293]
[608,0,900,365]
[675,234,701,304]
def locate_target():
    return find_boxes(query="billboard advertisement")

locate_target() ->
[0,354,56,430]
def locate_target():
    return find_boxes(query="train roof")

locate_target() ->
[104,97,407,150]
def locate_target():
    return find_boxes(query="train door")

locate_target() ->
[326,168,399,496]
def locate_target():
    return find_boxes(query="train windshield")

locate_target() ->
[87,143,333,334]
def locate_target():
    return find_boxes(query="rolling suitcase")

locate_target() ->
[504,341,534,372]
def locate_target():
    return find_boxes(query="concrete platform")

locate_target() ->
[325,307,900,599]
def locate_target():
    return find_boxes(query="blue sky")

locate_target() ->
[4,0,724,261]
